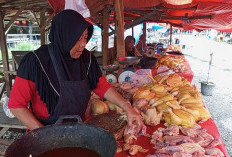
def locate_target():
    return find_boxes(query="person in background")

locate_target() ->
[125,36,142,57]
[135,34,143,53]
[8,10,143,133]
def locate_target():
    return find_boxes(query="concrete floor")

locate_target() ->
[182,35,232,156]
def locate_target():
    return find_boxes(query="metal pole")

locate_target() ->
[207,53,213,83]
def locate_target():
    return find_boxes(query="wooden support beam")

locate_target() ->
[115,0,125,57]
[92,13,103,25]
[4,6,25,33]
[162,15,213,20]
[110,10,161,36]
[108,6,197,11]
[40,9,46,45]
[30,10,40,28]
[0,11,11,97]
[170,24,173,45]
[132,26,134,37]
[102,6,110,66]
[44,12,54,29]
[142,22,146,51]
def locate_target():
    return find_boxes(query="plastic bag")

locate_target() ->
[65,0,90,18]
[2,96,15,118]
[132,69,152,87]
[157,66,174,76]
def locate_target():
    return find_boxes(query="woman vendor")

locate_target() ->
[125,36,142,57]
[8,10,143,133]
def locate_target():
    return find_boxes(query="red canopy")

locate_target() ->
[47,0,232,32]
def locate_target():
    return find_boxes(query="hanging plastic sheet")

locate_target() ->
[64,0,90,18]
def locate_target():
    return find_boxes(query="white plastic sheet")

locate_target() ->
[132,69,152,87]
[65,0,90,18]
[2,96,15,118]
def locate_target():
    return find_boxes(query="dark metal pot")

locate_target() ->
[5,115,116,157]
[136,57,158,69]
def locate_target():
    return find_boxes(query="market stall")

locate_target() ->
[85,73,229,157]
[1,0,232,156]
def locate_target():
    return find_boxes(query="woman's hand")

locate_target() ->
[123,102,144,134]
[104,87,145,134]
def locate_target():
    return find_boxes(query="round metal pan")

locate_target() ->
[5,115,116,157]
[117,56,142,65]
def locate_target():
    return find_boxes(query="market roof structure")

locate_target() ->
[47,0,232,32]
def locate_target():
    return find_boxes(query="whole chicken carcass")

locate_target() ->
[141,107,163,126]
[172,109,195,128]
[163,108,182,126]
[133,88,155,102]
[166,74,183,87]
[181,106,200,121]
[156,100,180,112]
[151,94,174,106]
[91,99,109,115]
[177,93,191,104]
[186,106,211,122]
[180,96,202,104]
[151,84,167,93]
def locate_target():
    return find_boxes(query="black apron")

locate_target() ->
[32,49,92,126]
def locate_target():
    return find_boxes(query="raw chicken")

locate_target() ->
[163,125,180,136]
[163,135,194,146]
[133,98,149,109]
[180,143,205,155]
[205,148,225,157]
[124,133,137,144]
[141,107,163,126]
[156,145,184,154]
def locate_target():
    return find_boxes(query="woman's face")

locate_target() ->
[70,29,88,59]
[128,39,135,51]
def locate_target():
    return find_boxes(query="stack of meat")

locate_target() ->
[133,74,211,128]
[148,124,224,157]
[156,55,186,73]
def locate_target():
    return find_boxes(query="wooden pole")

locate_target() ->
[40,9,46,45]
[142,22,146,51]
[109,10,160,36]
[132,26,134,37]
[170,24,173,45]
[4,6,25,34]
[0,11,11,96]
[115,0,125,57]
[102,6,110,66]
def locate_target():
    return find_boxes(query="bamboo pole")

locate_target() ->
[0,11,11,96]
[102,6,110,66]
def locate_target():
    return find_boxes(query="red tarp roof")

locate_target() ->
[47,0,232,32]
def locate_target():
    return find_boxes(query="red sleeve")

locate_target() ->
[93,76,112,99]
[8,76,36,109]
